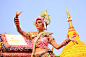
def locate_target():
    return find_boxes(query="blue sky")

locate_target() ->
[0,0,86,56]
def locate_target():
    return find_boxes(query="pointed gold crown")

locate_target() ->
[33,10,51,25]
[40,10,49,19]
[40,10,51,25]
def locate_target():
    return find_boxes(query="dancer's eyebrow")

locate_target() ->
[37,21,42,23]
[38,21,41,23]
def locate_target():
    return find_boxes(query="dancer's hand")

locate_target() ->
[69,35,78,44]
[15,11,22,18]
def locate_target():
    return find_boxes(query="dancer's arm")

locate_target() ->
[48,35,63,49]
[14,11,32,40]
[16,25,32,40]
[48,35,78,50]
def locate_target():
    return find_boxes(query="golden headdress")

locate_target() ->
[33,10,51,30]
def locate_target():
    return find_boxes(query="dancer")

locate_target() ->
[14,10,78,57]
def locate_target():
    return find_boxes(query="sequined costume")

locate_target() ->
[32,37,48,49]
[31,32,55,57]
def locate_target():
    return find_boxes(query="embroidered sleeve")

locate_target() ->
[48,35,55,43]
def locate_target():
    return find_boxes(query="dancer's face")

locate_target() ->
[35,19,44,30]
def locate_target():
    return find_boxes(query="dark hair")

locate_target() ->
[37,19,41,20]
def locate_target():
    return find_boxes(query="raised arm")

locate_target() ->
[48,35,63,49]
[48,35,78,50]
[14,11,32,40]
